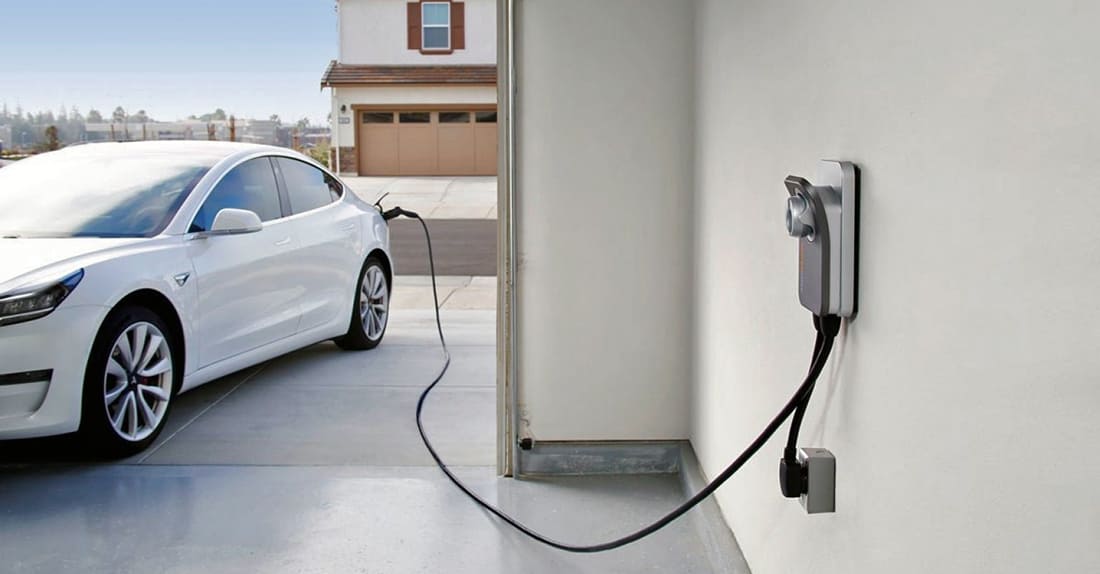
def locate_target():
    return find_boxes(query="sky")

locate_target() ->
[0,0,337,124]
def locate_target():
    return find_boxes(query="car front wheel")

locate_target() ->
[80,306,179,457]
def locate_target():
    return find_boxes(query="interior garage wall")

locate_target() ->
[514,0,695,441]
[691,1,1100,573]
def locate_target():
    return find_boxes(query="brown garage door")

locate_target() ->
[358,109,497,176]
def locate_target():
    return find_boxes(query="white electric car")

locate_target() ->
[0,142,392,455]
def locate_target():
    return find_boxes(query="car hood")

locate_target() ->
[0,237,152,294]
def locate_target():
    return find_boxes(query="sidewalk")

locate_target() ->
[345,176,497,219]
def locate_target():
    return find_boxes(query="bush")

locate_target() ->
[306,141,331,168]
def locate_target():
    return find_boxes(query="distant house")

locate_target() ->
[322,0,497,176]
[86,122,191,142]
[238,119,280,145]
[82,120,279,145]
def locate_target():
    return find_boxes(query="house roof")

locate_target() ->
[320,61,498,87]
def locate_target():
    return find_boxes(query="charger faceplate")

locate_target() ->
[784,161,859,318]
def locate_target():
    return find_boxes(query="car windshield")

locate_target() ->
[0,149,217,238]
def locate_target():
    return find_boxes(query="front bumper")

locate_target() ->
[0,304,107,439]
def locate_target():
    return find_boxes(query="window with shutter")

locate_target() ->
[421,2,450,51]
[407,1,465,54]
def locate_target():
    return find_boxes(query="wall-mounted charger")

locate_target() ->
[784,161,859,318]
[778,161,856,515]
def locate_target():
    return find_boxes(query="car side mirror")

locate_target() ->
[205,208,263,236]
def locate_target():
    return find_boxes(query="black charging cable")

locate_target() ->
[787,315,840,452]
[384,206,839,553]
[779,314,840,498]
[784,324,823,460]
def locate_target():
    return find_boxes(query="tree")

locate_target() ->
[65,107,86,143]
[112,106,127,124]
[296,117,310,130]
[269,114,281,124]
[198,108,228,122]
[308,141,331,168]
[131,110,150,123]
[41,126,60,152]
[87,108,104,123]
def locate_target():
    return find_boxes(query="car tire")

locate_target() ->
[335,256,390,351]
[79,305,180,457]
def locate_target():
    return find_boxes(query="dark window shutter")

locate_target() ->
[407,2,422,50]
[451,2,465,50]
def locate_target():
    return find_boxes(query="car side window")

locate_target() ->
[276,157,343,215]
[190,158,282,233]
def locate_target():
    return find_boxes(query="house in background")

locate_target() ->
[322,0,497,176]
[81,120,279,144]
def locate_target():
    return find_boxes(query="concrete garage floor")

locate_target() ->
[0,276,746,573]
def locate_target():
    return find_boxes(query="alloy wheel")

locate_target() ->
[360,265,389,341]
[103,322,173,442]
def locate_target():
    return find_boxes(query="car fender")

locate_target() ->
[64,239,199,376]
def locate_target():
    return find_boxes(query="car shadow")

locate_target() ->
[0,434,106,466]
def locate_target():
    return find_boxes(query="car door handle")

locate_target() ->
[274,237,291,247]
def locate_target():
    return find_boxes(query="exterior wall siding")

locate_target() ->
[339,0,496,65]
[333,146,358,175]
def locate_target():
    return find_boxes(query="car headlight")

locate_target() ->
[0,269,84,327]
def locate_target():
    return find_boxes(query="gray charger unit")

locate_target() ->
[780,160,858,515]
[784,161,859,318]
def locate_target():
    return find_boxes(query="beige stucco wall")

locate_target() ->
[339,0,496,65]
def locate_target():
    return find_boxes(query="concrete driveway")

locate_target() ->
[0,275,743,573]
[0,276,497,467]
[389,219,497,276]
[345,176,497,219]
[345,176,499,276]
